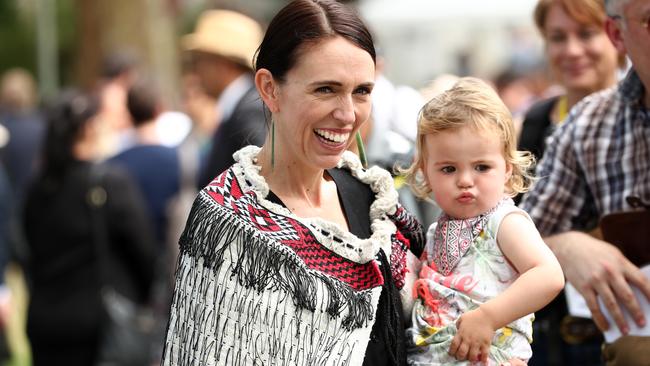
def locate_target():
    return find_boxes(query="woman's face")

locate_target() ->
[271,36,375,170]
[543,3,619,94]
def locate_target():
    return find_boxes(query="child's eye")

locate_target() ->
[441,166,455,174]
[475,164,491,172]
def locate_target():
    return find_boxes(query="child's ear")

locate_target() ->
[505,162,513,183]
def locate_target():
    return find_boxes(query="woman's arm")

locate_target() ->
[450,212,564,363]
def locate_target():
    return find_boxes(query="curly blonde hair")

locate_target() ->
[402,77,535,199]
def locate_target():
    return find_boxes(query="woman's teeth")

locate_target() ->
[314,129,349,143]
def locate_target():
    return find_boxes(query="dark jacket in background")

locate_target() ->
[23,161,156,366]
[0,110,45,208]
[109,145,180,246]
[198,86,266,188]
[518,96,559,161]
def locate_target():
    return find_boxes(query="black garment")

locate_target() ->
[518,96,559,161]
[23,161,157,366]
[515,96,559,206]
[267,168,418,366]
[199,86,267,187]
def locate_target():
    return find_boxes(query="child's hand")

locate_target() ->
[448,307,496,364]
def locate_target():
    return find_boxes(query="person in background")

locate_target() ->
[108,76,184,365]
[517,1,624,364]
[403,77,563,365]
[521,0,650,364]
[94,51,140,158]
[0,68,45,211]
[364,51,435,227]
[23,90,156,366]
[182,9,266,187]
[110,77,180,248]
[162,1,426,364]
[0,162,12,362]
[519,0,623,162]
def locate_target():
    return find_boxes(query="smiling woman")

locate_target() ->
[161,1,425,366]
[255,36,374,178]
[518,0,624,161]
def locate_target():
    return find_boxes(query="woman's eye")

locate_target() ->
[578,29,598,41]
[475,164,490,172]
[441,166,455,174]
[547,33,566,44]
[315,86,334,93]
[354,86,371,95]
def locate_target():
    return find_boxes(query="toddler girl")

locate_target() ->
[404,77,564,365]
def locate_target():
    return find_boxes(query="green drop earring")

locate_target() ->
[356,131,367,169]
[271,119,275,169]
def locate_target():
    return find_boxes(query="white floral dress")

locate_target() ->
[407,200,534,365]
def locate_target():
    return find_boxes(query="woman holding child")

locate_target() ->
[162,1,424,365]
[162,1,562,365]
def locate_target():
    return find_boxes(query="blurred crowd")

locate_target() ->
[0,0,648,365]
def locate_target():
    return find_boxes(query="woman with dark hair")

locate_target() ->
[161,1,424,365]
[23,90,156,365]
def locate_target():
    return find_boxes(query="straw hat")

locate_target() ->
[183,10,263,70]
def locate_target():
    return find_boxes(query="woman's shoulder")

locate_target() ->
[338,152,396,198]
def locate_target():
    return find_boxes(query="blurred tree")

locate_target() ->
[73,0,181,105]
[0,1,37,82]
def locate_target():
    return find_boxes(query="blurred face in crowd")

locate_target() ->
[543,3,619,95]
[607,0,650,90]
[192,51,232,99]
[259,36,375,170]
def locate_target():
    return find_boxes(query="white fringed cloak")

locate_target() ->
[162,146,422,366]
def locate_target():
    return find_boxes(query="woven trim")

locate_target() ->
[233,146,398,264]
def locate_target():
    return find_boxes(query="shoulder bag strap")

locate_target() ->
[87,163,111,288]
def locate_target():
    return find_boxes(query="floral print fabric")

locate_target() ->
[407,199,533,365]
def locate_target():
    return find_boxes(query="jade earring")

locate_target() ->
[271,119,275,169]
[356,131,367,168]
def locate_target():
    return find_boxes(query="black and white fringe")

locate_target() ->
[162,192,381,366]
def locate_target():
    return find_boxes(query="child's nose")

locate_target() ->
[457,171,473,188]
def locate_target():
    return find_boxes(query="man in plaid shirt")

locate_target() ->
[521,0,650,361]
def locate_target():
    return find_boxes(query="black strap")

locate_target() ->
[266,167,374,239]
[327,168,373,239]
[87,163,111,288]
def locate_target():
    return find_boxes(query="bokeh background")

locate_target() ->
[0,1,547,365]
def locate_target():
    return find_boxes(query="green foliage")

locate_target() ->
[0,1,36,76]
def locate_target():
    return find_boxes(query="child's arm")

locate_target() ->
[449,212,565,364]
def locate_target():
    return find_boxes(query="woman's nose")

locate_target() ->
[332,95,355,123]
[564,34,585,57]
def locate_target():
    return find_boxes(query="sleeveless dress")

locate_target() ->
[407,199,534,365]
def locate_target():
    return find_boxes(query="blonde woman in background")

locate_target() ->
[518,0,624,161]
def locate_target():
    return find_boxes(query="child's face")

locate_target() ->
[423,125,512,219]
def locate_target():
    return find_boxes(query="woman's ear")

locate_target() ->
[255,68,279,113]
